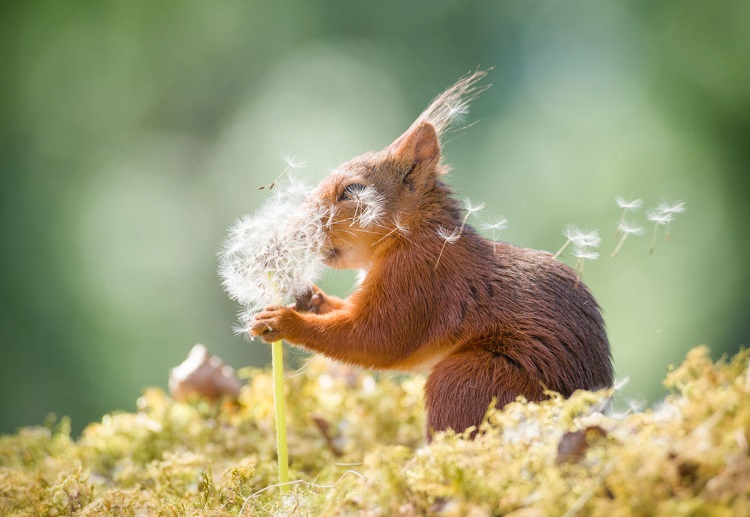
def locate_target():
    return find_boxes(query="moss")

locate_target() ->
[1,347,748,515]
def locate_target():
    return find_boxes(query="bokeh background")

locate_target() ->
[2,0,748,435]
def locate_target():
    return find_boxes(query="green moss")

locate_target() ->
[1,347,748,515]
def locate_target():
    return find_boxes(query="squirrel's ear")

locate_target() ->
[391,122,440,170]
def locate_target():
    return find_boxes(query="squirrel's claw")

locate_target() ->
[250,306,299,343]
[294,285,336,315]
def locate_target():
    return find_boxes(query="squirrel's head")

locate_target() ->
[310,70,489,270]
[312,122,442,269]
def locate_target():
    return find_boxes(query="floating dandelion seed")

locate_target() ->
[552,224,602,260]
[656,200,686,241]
[573,246,599,286]
[574,230,602,249]
[610,222,644,258]
[434,225,460,270]
[459,198,485,235]
[614,196,643,236]
[258,155,308,190]
[445,103,469,126]
[351,186,386,229]
[373,214,411,246]
[482,216,508,253]
[616,196,644,210]
[646,210,673,255]
[559,228,602,285]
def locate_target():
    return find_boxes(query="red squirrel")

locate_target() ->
[250,71,613,437]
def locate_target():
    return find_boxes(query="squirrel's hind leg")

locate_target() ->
[424,338,546,440]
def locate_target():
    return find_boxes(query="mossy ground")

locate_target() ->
[1,346,748,516]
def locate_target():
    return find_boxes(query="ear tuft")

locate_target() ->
[393,122,440,166]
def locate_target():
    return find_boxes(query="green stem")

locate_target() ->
[267,271,289,492]
[272,338,290,492]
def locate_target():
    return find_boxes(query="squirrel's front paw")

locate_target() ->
[294,285,338,315]
[250,306,300,343]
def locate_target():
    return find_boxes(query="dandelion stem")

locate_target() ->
[271,338,289,492]
[615,208,627,237]
[434,240,450,271]
[649,222,659,255]
[268,272,289,492]
[458,212,472,235]
[553,239,571,260]
[575,258,584,288]
[611,233,628,258]
[665,220,671,241]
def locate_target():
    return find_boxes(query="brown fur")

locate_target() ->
[251,75,613,439]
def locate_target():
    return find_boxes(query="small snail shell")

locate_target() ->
[169,344,242,402]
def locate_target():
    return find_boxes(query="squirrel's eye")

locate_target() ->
[339,183,366,201]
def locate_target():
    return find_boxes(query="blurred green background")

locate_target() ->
[1,0,748,435]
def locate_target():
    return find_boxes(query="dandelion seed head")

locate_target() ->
[482,216,508,232]
[218,176,327,329]
[617,221,645,236]
[615,196,643,210]
[656,200,686,214]
[647,210,674,224]
[436,225,460,243]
